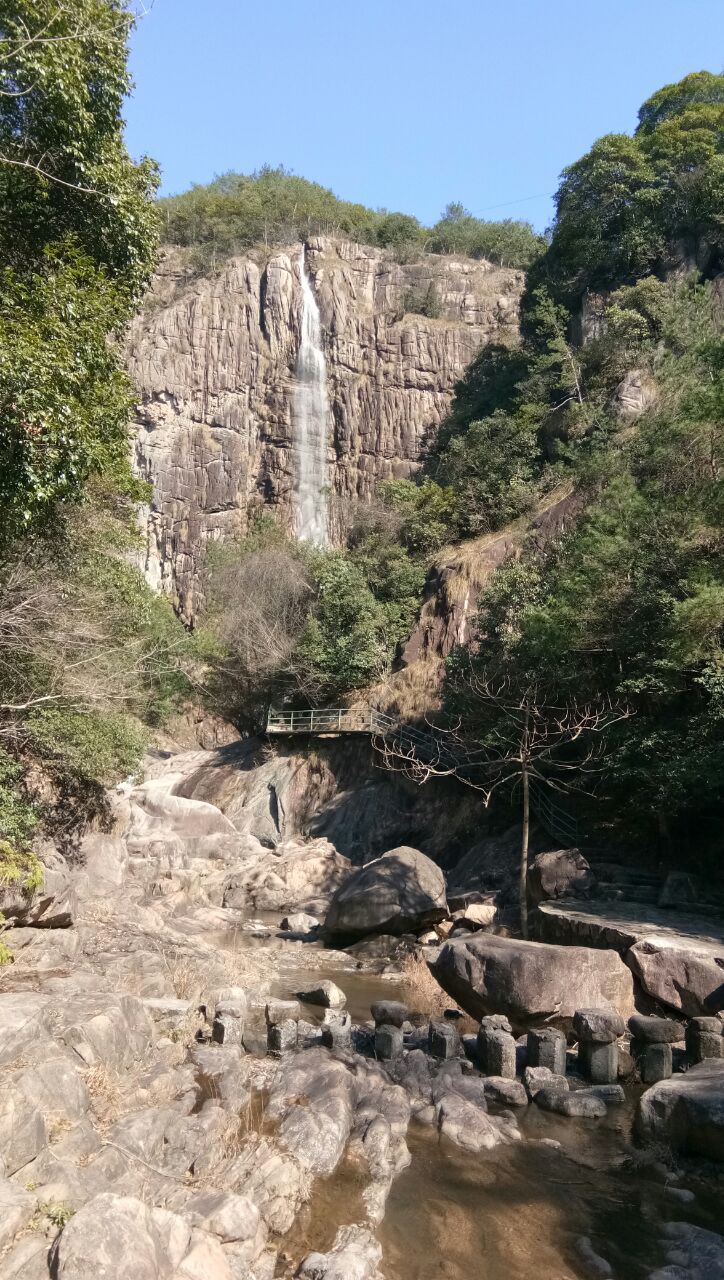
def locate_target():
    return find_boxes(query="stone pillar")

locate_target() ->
[632,1040,672,1083]
[685,1017,723,1064]
[211,987,247,1048]
[429,1021,460,1061]
[527,1027,567,1075]
[375,1023,403,1060]
[477,1015,516,1079]
[321,1009,352,1052]
[573,1008,625,1085]
[628,1015,682,1085]
[266,999,301,1056]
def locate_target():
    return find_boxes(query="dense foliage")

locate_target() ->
[0,0,159,545]
[158,165,544,272]
[0,4,191,853]
[534,71,724,302]
[202,480,457,717]
[433,71,724,855]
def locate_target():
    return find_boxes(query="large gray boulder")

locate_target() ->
[224,838,352,916]
[53,1193,192,1279]
[528,848,595,904]
[635,1059,724,1161]
[430,933,635,1028]
[324,846,447,941]
[626,937,724,1017]
[296,1224,383,1280]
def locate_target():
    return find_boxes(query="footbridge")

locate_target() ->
[265,705,579,845]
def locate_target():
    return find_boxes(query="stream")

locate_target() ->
[214,920,724,1280]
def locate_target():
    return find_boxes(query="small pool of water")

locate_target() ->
[271,965,409,1024]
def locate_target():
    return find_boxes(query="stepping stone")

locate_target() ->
[628,1015,684,1044]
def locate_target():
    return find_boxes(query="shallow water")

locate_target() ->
[378,1114,724,1280]
[211,918,724,1279]
[271,964,409,1024]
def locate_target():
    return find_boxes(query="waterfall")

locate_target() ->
[293,247,330,545]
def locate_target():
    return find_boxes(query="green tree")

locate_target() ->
[0,0,159,545]
[296,553,389,696]
[636,71,724,135]
[433,410,540,536]
[376,212,422,251]
[0,0,158,291]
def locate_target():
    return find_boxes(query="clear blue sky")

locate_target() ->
[125,0,724,233]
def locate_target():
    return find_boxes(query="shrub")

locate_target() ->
[26,708,148,785]
[0,748,38,848]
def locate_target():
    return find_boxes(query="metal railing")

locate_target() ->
[266,707,376,734]
[266,704,581,845]
[529,779,580,846]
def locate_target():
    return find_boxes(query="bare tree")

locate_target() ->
[376,670,631,937]
[0,549,187,737]
[205,546,313,708]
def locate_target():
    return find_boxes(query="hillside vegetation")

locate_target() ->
[158,167,545,271]
[0,2,194,852]
[206,72,724,859]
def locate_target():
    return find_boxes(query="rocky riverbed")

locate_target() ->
[0,746,723,1279]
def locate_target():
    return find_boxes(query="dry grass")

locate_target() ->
[400,952,451,1019]
[167,951,199,1000]
[370,656,444,721]
[83,1063,124,1127]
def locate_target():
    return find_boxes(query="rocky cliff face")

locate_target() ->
[128,237,523,619]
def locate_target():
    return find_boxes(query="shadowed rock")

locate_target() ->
[324,847,447,942]
[636,1060,724,1161]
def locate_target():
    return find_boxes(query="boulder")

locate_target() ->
[528,848,595,904]
[295,980,346,1009]
[451,902,497,931]
[225,838,352,916]
[435,1090,519,1152]
[296,1224,382,1280]
[280,912,320,935]
[635,1059,724,1160]
[523,1066,568,1099]
[185,1190,266,1262]
[324,846,447,941]
[370,1000,408,1028]
[0,844,75,929]
[626,938,724,1017]
[481,1077,529,1108]
[430,933,634,1028]
[53,1193,192,1278]
[649,1221,724,1279]
[535,1087,607,1119]
[0,1177,36,1249]
[265,999,301,1026]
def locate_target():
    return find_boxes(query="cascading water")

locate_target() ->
[293,247,330,545]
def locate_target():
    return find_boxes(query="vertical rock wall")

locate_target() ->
[127,237,523,620]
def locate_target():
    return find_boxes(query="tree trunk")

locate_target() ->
[520,766,530,939]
